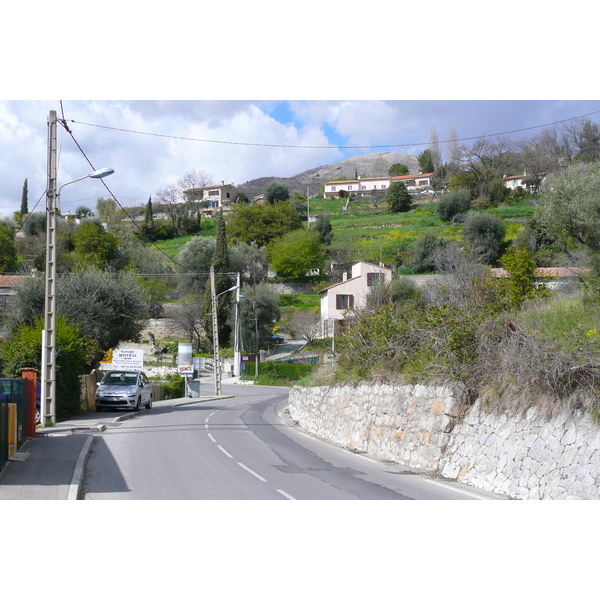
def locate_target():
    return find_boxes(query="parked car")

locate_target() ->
[269,334,285,344]
[95,370,153,412]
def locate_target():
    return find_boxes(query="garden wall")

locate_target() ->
[287,383,600,500]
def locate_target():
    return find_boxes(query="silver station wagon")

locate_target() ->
[95,370,153,412]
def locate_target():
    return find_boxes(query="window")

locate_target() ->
[226,192,231,199]
[208,190,219,196]
[418,180,428,186]
[348,185,353,191]
[331,186,337,192]
[336,294,354,310]
[367,272,383,286]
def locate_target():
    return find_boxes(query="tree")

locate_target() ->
[227,202,302,247]
[230,282,280,352]
[73,221,120,269]
[387,181,412,213]
[436,188,472,222]
[228,242,269,282]
[75,205,93,218]
[462,212,506,264]
[389,163,409,176]
[96,197,121,230]
[0,317,99,420]
[535,162,600,252]
[314,214,333,246]
[144,196,154,227]
[429,125,442,173]
[20,179,28,216]
[0,225,18,272]
[417,149,435,173]
[447,125,461,176]
[1,271,150,353]
[499,246,538,309]
[157,170,211,236]
[267,229,325,278]
[264,181,290,204]
[176,236,216,296]
[203,212,234,346]
[459,136,516,204]
[562,118,600,163]
[406,232,447,273]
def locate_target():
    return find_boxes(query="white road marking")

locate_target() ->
[237,462,267,482]
[218,445,233,458]
[205,417,210,423]
[276,489,296,500]
[208,433,216,443]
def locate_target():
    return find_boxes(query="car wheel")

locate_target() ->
[96,406,103,412]
[133,397,141,412]
[36,409,41,424]
[146,394,153,410]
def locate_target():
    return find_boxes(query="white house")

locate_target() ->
[183,182,239,209]
[323,173,434,199]
[502,171,546,193]
[320,261,394,337]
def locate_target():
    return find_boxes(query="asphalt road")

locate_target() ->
[80,383,503,500]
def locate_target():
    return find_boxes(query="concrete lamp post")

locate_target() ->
[42,113,114,427]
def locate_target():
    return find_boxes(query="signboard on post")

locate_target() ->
[178,364,194,376]
[178,343,193,378]
[110,349,144,370]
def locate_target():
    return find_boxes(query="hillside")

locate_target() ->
[237,151,420,199]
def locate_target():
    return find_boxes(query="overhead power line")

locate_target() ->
[65,109,600,150]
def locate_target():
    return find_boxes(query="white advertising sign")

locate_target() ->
[111,349,144,370]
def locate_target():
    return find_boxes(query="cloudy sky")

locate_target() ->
[2,99,599,219]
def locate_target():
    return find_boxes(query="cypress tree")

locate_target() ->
[203,211,233,346]
[20,179,28,215]
[144,196,154,227]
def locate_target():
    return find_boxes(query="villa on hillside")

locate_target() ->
[319,261,394,337]
[502,171,547,194]
[323,173,434,199]
[183,181,240,216]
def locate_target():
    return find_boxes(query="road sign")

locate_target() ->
[178,364,194,376]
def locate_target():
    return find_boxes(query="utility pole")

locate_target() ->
[210,266,222,396]
[41,110,58,426]
[233,272,241,377]
[252,263,259,381]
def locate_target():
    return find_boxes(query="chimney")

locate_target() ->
[342,272,348,282]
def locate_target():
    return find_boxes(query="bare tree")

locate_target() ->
[173,295,209,353]
[156,170,213,235]
[429,125,442,172]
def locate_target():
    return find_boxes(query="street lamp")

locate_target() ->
[41,110,114,426]
[210,266,239,396]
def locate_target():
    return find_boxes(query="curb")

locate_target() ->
[68,435,93,500]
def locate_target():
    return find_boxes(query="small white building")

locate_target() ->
[502,171,546,193]
[320,261,394,337]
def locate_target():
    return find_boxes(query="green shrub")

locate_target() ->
[436,188,471,222]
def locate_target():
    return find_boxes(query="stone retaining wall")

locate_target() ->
[288,383,600,500]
